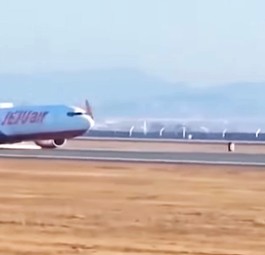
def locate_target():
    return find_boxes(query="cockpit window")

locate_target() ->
[67,112,83,117]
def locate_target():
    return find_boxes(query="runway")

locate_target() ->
[1,147,265,166]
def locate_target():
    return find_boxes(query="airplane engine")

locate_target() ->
[34,138,67,149]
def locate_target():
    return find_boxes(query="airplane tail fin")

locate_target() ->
[84,99,94,120]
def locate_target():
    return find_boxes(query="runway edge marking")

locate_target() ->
[1,153,265,167]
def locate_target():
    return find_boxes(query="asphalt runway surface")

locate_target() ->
[1,139,265,166]
[1,147,265,166]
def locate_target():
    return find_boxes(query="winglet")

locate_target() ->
[85,99,94,120]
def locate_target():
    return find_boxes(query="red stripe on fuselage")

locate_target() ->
[0,129,87,144]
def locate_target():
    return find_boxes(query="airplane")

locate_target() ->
[0,99,94,149]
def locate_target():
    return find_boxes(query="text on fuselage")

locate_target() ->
[1,111,49,125]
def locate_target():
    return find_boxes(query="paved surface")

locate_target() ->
[1,148,265,166]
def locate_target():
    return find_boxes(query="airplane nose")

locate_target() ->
[80,115,95,131]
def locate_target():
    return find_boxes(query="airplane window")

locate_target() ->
[67,112,83,117]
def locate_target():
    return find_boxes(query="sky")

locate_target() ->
[0,0,265,84]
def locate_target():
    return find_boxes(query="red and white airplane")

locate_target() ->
[0,100,94,149]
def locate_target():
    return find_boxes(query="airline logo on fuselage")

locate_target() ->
[1,111,49,125]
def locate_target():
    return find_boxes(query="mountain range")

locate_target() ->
[0,69,264,121]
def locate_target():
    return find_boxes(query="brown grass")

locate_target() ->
[67,139,265,154]
[0,159,264,255]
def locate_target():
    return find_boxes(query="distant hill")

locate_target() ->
[0,69,265,120]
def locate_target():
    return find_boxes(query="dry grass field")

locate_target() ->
[66,139,265,154]
[0,159,264,255]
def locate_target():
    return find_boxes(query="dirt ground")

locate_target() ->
[66,139,265,154]
[0,159,264,255]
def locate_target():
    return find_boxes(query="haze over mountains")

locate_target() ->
[0,69,264,121]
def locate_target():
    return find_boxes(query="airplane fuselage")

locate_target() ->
[0,104,94,145]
